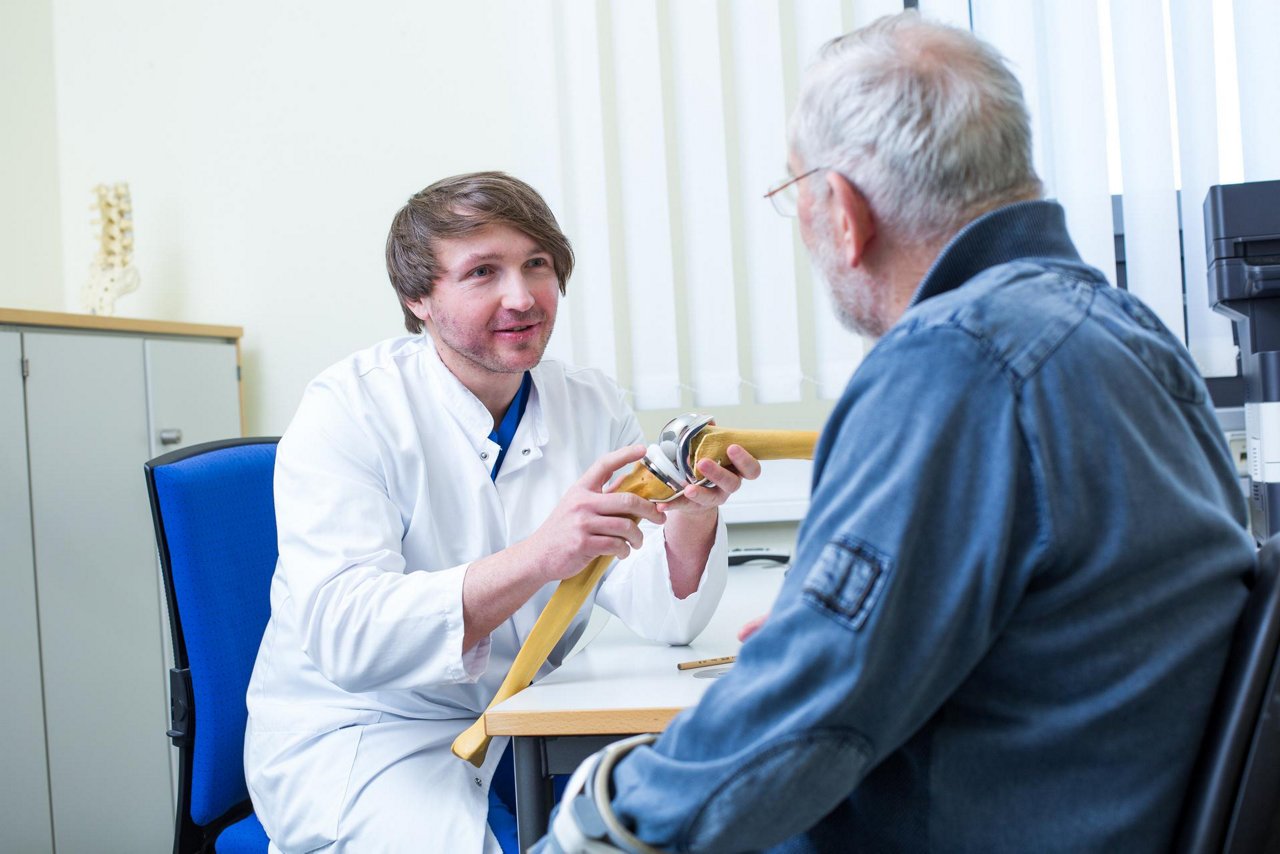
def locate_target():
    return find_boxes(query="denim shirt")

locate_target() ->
[607,201,1255,852]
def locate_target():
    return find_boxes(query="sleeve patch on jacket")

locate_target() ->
[802,538,890,631]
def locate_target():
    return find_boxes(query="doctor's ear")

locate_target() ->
[826,172,875,269]
[406,297,432,325]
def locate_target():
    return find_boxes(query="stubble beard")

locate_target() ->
[432,309,553,376]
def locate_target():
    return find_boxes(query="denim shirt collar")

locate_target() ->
[908,200,1083,308]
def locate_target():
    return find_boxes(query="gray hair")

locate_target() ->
[789,12,1042,245]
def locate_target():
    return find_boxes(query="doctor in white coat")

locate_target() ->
[244,172,758,853]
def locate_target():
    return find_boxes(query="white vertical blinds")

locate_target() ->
[1233,0,1280,182]
[505,0,874,412]
[666,0,742,408]
[508,0,1261,408]
[1168,0,1237,377]
[1108,0,1185,342]
[1035,2,1117,282]
[727,0,804,404]
[551,0,619,384]
[966,0,1247,378]
[607,0,682,410]
[918,0,971,29]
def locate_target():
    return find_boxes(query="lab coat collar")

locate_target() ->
[416,334,550,461]
[496,375,549,479]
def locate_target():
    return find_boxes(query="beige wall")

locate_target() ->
[46,1,522,435]
[1,0,63,311]
[18,0,873,457]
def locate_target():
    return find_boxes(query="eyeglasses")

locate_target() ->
[763,167,824,217]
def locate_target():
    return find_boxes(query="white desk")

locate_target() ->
[486,563,787,848]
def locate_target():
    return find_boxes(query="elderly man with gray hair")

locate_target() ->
[535,11,1254,853]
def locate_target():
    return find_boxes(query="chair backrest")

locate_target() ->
[1176,534,1280,853]
[145,438,279,844]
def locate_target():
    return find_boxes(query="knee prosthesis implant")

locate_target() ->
[451,413,818,767]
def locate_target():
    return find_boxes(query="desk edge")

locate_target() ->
[486,707,683,736]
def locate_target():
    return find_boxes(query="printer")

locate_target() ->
[1206,179,1280,542]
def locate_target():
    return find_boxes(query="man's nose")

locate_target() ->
[500,274,537,311]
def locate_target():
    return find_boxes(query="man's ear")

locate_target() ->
[826,172,875,268]
[406,296,432,326]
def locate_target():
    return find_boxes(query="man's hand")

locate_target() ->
[660,443,762,599]
[738,613,768,642]
[464,445,667,652]
[657,443,763,517]
[522,445,669,582]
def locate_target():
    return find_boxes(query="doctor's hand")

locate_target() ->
[657,443,762,518]
[523,444,668,581]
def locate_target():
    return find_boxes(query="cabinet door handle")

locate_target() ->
[158,429,183,446]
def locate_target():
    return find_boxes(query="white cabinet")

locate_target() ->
[0,310,242,854]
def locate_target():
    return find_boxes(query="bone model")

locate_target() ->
[452,418,820,767]
[82,182,140,316]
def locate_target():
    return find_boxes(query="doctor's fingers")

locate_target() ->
[692,458,743,497]
[726,443,763,479]
[579,444,648,491]
[590,490,667,524]
[584,514,646,550]
[559,524,642,565]
[583,535,634,562]
[674,482,732,511]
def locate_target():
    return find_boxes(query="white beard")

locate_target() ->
[810,206,888,339]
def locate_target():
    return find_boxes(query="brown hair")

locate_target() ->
[385,172,575,333]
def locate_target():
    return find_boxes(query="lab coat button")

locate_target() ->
[522,448,530,455]
[480,452,489,461]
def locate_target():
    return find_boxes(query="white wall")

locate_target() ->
[1,0,64,310]
[30,0,909,436]
[48,0,520,434]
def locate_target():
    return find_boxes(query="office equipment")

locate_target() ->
[1206,181,1280,541]
[0,308,242,851]
[452,415,819,767]
[728,547,791,566]
[1176,534,1280,852]
[145,437,278,854]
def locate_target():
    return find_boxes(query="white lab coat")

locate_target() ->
[245,335,727,853]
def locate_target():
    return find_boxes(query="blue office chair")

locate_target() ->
[147,437,521,854]
[1176,534,1280,853]
[146,438,279,854]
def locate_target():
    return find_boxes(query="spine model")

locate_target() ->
[82,182,140,316]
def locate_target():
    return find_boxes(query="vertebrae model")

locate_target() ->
[82,182,140,315]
